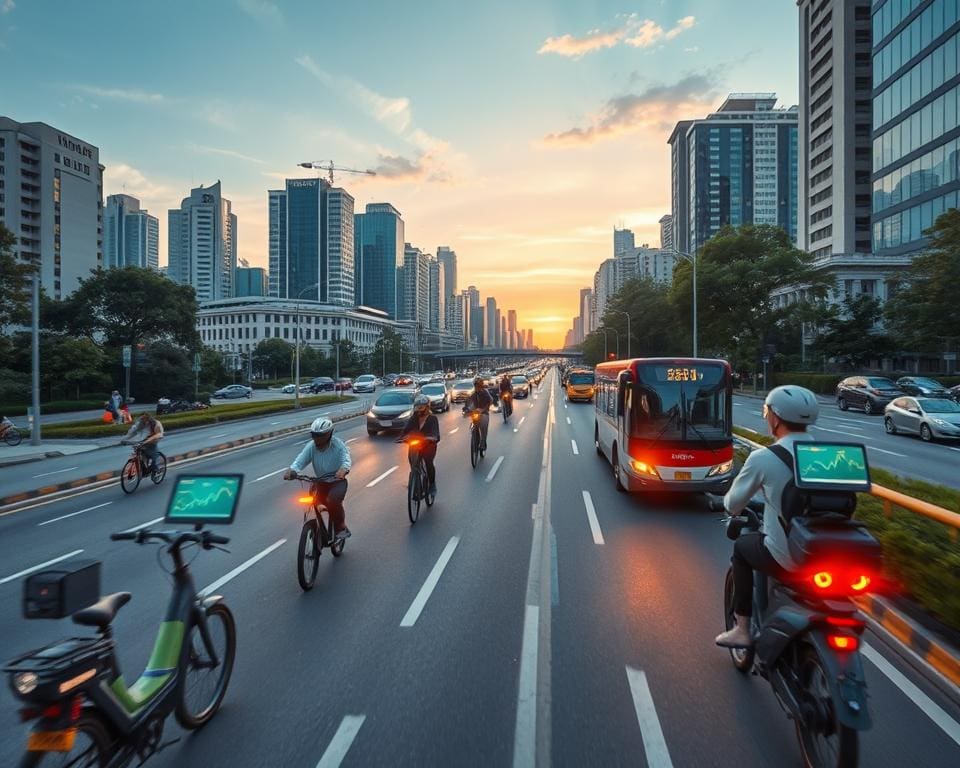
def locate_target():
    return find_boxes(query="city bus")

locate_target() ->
[565,368,595,402]
[594,357,734,493]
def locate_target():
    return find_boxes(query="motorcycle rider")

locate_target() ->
[714,385,818,648]
[498,373,514,418]
[462,375,494,452]
[283,417,353,541]
[398,394,441,496]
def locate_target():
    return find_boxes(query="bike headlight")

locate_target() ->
[707,460,734,477]
[13,672,38,695]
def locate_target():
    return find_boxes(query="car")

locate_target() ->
[511,375,530,398]
[444,371,456,380]
[895,376,952,398]
[334,377,353,391]
[366,389,417,435]
[450,379,474,404]
[431,371,445,382]
[280,383,297,394]
[420,382,450,412]
[884,396,960,441]
[213,384,253,399]
[835,375,902,415]
[951,384,960,403]
[416,374,433,387]
[384,373,399,386]
[309,377,335,393]
[353,374,378,393]
[394,374,415,387]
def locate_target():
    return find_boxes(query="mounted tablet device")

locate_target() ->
[792,443,871,493]
[165,474,243,525]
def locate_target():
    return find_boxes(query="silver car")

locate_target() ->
[420,382,450,412]
[353,374,378,393]
[884,396,960,441]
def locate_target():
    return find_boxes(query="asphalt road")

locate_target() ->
[0,371,958,766]
[732,395,960,489]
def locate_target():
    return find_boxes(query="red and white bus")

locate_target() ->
[594,357,734,493]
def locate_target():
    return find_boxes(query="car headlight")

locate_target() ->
[933,418,951,427]
[13,672,38,695]
[399,410,412,419]
[707,460,734,477]
[367,410,377,417]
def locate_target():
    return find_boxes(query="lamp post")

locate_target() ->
[600,327,619,359]
[609,309,632,359]
[670,249,698,357]
[294,283,319,410]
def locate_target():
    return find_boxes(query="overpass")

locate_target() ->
[425,348,583,360]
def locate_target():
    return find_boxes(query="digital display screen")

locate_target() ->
[165,475,243,525]
[665,367,703,382]
[793,443,870,492]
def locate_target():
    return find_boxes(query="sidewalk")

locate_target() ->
[0,440,106,467]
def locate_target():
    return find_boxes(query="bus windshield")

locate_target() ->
[631,363,729,444]
[569,372,594,385]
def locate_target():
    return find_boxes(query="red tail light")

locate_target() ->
[812,571,833,589]
[826,616,863,628]
[827,634,859,652]
[409,439,422,447]
[850,574,871,592]
[70,696,82,721]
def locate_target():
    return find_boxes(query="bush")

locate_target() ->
[0,399,111,416]
[770,372,844,394]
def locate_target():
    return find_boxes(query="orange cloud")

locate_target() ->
[538,14,697,58]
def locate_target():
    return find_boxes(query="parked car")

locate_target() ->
[420,382,450,412]
[366,389,417,435]
[895,376,952,398]
[334,377,353,391]
[884,396,960,441]
[835,376,902,415]
[450,379,474,404]
[511,375,531,398]
[353,374,378,393]
[309,377,335,393]
[213,384,253,399]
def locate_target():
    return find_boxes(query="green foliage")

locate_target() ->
[0,224,35,328]
[44,337,111,401]
[0,399,111,416]
[769,372,844,394]
[252,338,296,380]
[811,295,894,368]
[368,328,411,375]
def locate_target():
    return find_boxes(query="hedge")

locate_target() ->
[733,426,960,631]
[41,395,356,439]
[0,399,114,416]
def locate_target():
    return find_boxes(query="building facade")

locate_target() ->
[613,227,635,257]
[354,202,404,317]
[428,257,445,332]
[593,258,617,326]
[469,305,485,348]
[267,188,286,298]
[436,246,457,298]
[507,309,517,349]
[168,181,237,301]
[399,243,430,325]
[485,297,498,348]
[669,120,695,255]
[235,266,267,297]
[103,193,158,270]
[659,214,674,250]
[0,117,103,298]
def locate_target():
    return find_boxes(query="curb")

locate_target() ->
[0,408,366,511]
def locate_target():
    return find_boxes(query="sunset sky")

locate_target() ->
[1,0,799,347]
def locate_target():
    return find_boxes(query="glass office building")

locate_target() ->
[872,0,960,255]
[354,203,404,318]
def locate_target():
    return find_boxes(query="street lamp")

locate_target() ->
[600,327,619,359]
[294,283,319,410]
[609,309,632,359]
[670,249,698,357]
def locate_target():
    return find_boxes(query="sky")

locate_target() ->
[0,0,799,348]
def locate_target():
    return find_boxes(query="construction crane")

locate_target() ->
[297,160,376,185]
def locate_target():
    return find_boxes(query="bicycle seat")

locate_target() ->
[72,592,131,628]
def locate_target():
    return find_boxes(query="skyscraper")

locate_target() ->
[507,309,517,350]
[467,285,480,309]
[104,194,159,270]
[485,297,498,348]
[593,258,617,324]
[354,202,404,317]
[168,181,237,301]
[428,257,445,331]
[500,315,507,348]
[267,177,354,305]
[235,267,267,297]
[669,94,799,252]
[0,117,104,299]
[436,246,458,297]
[579,287,594,339]
[659,214,674,251]
[614,227,635,257]
[469,305,485,348]
[399,243,430,324]
[669,120,695,255]
[526,329,534,349]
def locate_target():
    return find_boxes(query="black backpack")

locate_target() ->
[768,444,857,533]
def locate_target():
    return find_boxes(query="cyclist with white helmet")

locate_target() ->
[398,394,441,496]
[715,385,819,648]
[284,417,353,541]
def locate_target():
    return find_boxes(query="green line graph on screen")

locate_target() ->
[168,476,240,521]
[796,444,868,484]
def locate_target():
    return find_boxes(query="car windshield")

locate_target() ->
[422,384,445,395]
[868,378,897,388]
[919,398,960,413]
[911,378,944,388]
[632,363,729,444]
[376,391,414,406]
[454,381,473,390]
[512,376,528,384]
[356,375,374,382]
[569,372,594,385]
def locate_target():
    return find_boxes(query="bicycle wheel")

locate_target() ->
[120,458,141,494]
[297,519,321,590]
[5,427,22,447]
[175,601,236,730]
[150,453,167,484]
[19,712,113,767]
[407,466,421,524]
[470,428,479,468]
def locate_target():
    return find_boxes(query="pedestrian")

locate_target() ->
[120,402,132,424]
[108,390,122,421]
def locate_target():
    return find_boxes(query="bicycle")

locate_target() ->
[500,392,512,423]
[291,474,346,591]
[5,526,236,767]
[119,441,167,494]
[397,436,437,524]
[1,419,23,446]
[464,409,486,468]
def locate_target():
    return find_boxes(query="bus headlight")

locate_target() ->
[631,460,660,478]
[707,460,733,477]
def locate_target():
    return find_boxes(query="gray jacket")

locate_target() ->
[289,436,352,483]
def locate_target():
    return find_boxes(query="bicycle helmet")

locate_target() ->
[763,385,819,426]
[310,417,335,446]
[414,394,430,414]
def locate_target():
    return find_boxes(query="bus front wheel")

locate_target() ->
[612,447,626,493]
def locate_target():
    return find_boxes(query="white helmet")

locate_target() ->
[310,417,334,435]
[764,386,819,425]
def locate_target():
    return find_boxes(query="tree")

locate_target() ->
[369,328,411,374]
[328,339,364,377]
[0,223,36,328]
[885,208,960,354]
[45,337,111,400]
[811,295,895,369]
[132,341,194,401]
[252,338,295,380]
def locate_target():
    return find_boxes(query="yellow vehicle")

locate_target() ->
[565,368,595,402]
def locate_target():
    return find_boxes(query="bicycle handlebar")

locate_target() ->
[110,529,230,548]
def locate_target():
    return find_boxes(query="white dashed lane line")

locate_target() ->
[366,466,399,487]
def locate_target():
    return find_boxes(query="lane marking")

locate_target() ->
[1,550,84,586]
[366,466,398,487]
[119,516,163,534]
[400,536,460,627]
[581,491,605,545]
[514,415,527,434]
[252,468,286,483]
[210,433,229,439]
[486,456,505,482]
[200,538,286,597]
[519,416,526,426]
[814,426,868,437]
[862,644,960,747]
[270,421,282,425]
[345,437,357,444]
[38,501,112,527]
[550,525,559,607]
[316,715,366,768]
[868,446,908,457]
[571,439,579,455]
[513,604,540,768]
[449,427,460,434]
[33,465,80,478]
[625,667,675,768]
[566,417,571,425]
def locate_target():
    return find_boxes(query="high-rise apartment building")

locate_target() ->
[234,267,267,297]
[485,297,498,348]
[436,246,457,297]
[103,194,158,270]
[267,178,354,305]
[669,94,799,252]
[593,258,617,325]
[466,285,480,309]
[500,315,507,348]
[669,120,695,255]
[659,214,674,251]
[579,287,594,339]
[354,202,404,317]
[0,117,103,299]
[526,329,534,349]
[168,181,237,302]
[614,227,635,257]
[398,243,430,324]
[428,257,445,331]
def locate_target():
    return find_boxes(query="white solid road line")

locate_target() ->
[38,501,112,527]
[252,468,286,483]
[119,516,163,534]
[486,456,505,482]
[210,433,229,439]
[200,539,286,597]
[316,715,366,768]
[868,445,908,457]
[862,643,960,747]
[0,550,84,586]
[450,427,460,434]
[815,425,867,437]
[625,667,675,768]
[581,491,605,545]
[400,536,460,627]
[571,439,579,455]
[513,604,540,768]
[33,465,80,478]
[366,466,398,487]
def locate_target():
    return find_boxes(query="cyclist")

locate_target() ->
[121,412,164,474]
[399,394,441,496]
[715,385,818,648]
[462,375,494,452]
[498,373,514,418]
[283,418,353,541]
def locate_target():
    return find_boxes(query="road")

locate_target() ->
[1,371,958,766]
[732,395,960,489]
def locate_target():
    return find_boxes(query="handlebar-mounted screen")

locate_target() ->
[165,474,243,525]
[792,443,871,493]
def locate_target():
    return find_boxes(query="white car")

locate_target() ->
[353,374,378,393]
